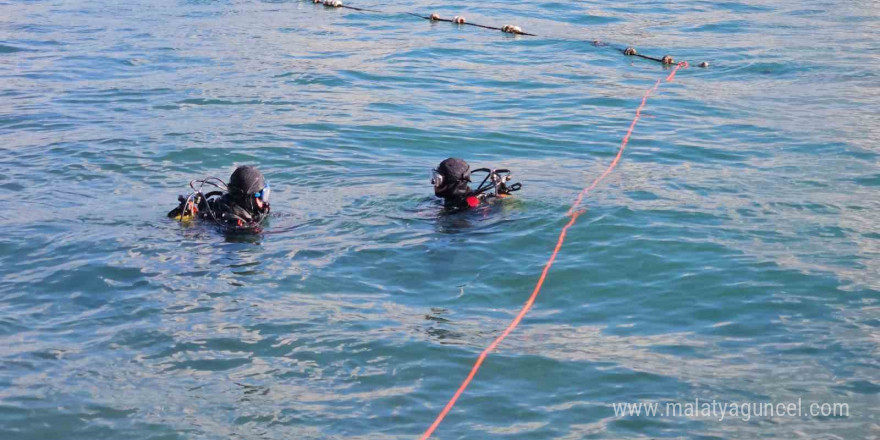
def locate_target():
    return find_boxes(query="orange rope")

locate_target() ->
[420,62,689,439]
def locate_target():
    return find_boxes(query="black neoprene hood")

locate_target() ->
[228,165,265,198]
[435,158,471,199]
[437,158,470,183]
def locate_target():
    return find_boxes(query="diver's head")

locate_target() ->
[432,158,471,200]
[228,165,270,211]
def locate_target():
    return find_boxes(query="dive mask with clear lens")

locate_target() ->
[431,169,444,188]
[254,182,270,203]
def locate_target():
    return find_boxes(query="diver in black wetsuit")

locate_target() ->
[168,165,271,231]
[431,158,521,209]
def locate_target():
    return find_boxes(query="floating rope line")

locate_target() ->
[404,12,537,36]
[420,62,689,439]
[315,0,382,13]
[305,1,708,66]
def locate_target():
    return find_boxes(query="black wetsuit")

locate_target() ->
[443,191,482,210]
[198,193,269,229]
[435,163,520,210]
[169,191,269,231]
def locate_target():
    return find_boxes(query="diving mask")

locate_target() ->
[253,182,270,203]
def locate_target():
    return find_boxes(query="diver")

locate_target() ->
[431,157,521,209]
[168,165,271,232]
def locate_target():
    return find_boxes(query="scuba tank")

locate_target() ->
[167,190,224,222]
[470,168,522,200]
[167,176,227,223]
[168,193,200,222]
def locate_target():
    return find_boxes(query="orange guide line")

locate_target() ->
[421,62,688,439]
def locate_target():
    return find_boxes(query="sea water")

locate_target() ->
[0,0,877,438]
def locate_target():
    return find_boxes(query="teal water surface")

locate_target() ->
[1,0,878,438]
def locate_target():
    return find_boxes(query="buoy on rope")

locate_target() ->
[501,25,523,34]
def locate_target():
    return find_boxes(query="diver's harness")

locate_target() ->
[470,168,522,200]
